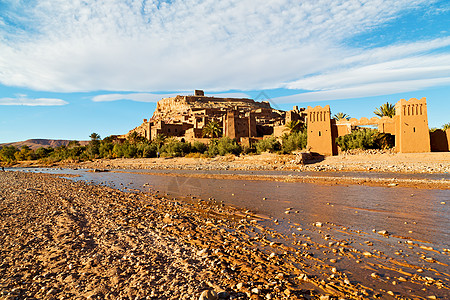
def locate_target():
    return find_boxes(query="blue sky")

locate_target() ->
[0,0,449,143]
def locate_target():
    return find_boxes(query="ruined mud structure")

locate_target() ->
[127,93,449,155]
[126,90,305,146]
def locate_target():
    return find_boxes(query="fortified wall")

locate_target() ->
[305,97,445,155]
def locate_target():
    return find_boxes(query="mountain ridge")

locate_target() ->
[0,139,89,150]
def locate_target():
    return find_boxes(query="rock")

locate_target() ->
[199,290,218,300]
[217,291,229,299]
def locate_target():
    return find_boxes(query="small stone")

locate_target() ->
[199,290,218,300]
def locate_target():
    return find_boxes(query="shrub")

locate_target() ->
[281,131,307,153]
[373,132,395,149]
[143,143,158,158]
[255,136,281,153]
[160,140,191,157]
[208,137,241,156]
[0,146,17,162]
[192,141,208,153]
[336,128,378,151]
[99,142,114,158]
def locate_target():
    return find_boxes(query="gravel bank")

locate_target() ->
[1,171,448,299]
[0,171,331,300]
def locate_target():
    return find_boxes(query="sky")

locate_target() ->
[0,0,449,143]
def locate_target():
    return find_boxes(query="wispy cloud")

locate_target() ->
[274,77,450,103]
[92,92,251,102]
[0,0,448,101]
[0,96,68,106]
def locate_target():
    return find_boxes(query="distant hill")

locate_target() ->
[0,139,89,150]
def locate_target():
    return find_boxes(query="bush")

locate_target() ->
[160,140,191,157]
[0,146,17,162]
[255,136,281,153]
[208,137,241,156]
[373,132,395,149]
[281,131,307,153]
[143,143,158,158]
[336,129,380,151]
[99,142,114,158]
[192,141,207,153]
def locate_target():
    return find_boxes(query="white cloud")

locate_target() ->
[273,77,450,103]
[0,96,68,106]
[92,92,251,102]
[0,0,448,101]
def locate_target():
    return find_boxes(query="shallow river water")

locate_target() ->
[16,167,450,298]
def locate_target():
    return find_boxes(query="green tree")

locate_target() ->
[374,102,395,118]
[128,131,145,144]
[89,133,101,141]
[333,112,350,121]
[284,120,303,133]
[202,120,222,138]
[87,132,101,158]
[0,146,17,163]
[442,123,450,131]
[67,140,80,148]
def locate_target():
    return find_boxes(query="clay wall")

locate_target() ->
[184,128,204,141]
[305,105,337,155]
[334,123,352,137]
[224,111,257,140]
[273,125,287,138]
[285,110,301,124]
[395,98,430,153]
[377,118,396,134]
[430,129,450,152]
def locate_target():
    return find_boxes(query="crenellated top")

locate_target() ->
[305,105,331,123]
[335,116,394,126]
[395,97,427,117]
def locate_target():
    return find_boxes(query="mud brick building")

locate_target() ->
[125,90,305,144]
[306,97,449,155]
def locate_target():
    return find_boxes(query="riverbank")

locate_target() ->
[9,151,450,174]
[0,171,337,299]
[1,171,448,299]
[8,152,450,189]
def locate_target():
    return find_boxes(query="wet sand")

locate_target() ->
[1,171,449,299]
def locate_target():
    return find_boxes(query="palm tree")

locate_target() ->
[442,123,450,131]
[374,102,395,118]
[89,132,101,141]
[333,112,350,121]
[202,120,222,138]
[285,120,302,133]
